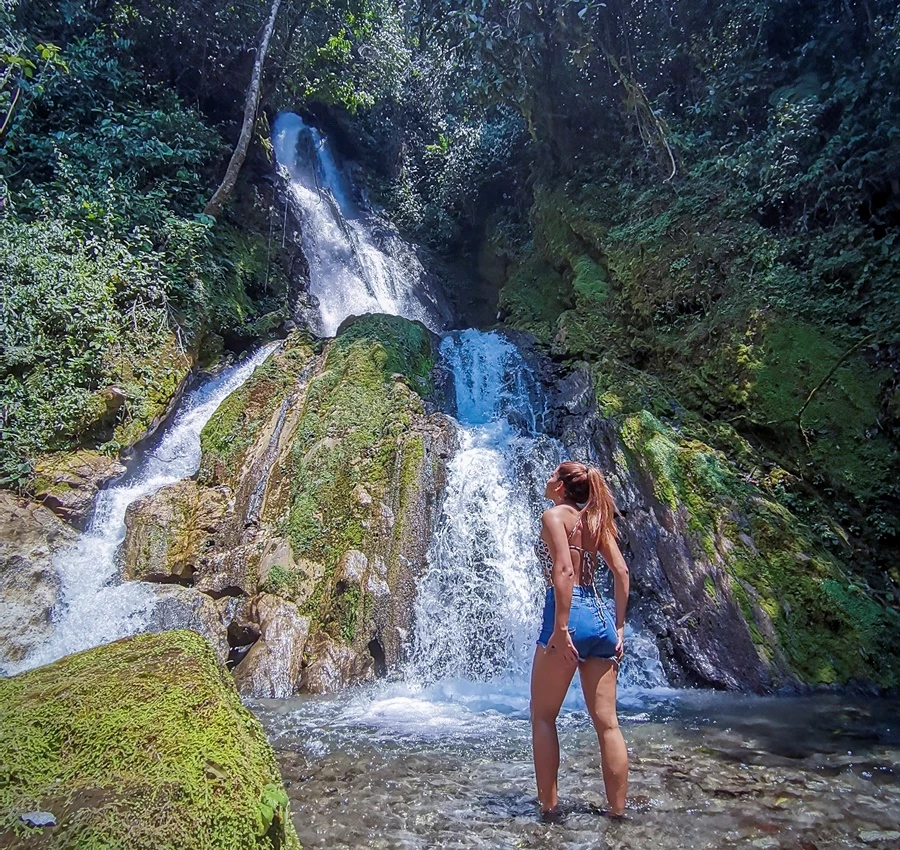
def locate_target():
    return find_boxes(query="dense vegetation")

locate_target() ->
[2,0,897,676]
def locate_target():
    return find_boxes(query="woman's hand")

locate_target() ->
[546,626,579,665]
[615,626,625,662]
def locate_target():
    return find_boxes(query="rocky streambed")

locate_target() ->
[256,685,900,850]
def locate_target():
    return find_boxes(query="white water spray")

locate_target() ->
[272,112,448,337]
[403,330,666,715]
[2,344,277,675]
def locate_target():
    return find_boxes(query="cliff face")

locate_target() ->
[121,315,455,696]
[519,338,900,692]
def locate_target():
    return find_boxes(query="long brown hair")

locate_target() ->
[556,461,618,542]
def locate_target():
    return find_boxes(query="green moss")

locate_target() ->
[108,332,194,449]
[0,630,299,849]
[749,318,892,498]
[199,333,316,486]
[262,564,304,599]
[613,397,900,686]
[278,315,433,638]
[333,584,363,644]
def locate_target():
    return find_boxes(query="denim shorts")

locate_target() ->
[537,585,618,661]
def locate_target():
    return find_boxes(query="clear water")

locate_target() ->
[255,690,900,849]
[1,344,277,675]
[272,112,449,337]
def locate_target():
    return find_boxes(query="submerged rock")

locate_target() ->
[0,630,299,849]
[0,493,74,670]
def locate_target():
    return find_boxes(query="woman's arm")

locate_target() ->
[541,509,579,664]
[598,533,630,659]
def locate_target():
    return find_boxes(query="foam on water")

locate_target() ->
[2,344,277,675]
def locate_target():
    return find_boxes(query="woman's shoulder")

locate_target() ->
[541,505,573,525]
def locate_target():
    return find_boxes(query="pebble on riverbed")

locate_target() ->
[20,811,57,828]
[859,830,900,844]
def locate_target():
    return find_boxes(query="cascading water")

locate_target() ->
[272,113,449,337]
[411,330,556,683]
[410,329,667,696]
[1,344,277,675]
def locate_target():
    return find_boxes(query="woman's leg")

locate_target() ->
[530,645,577,813]
[578,658,628,815]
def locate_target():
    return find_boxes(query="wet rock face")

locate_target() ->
[253,316,455,689]
[232,594,310,699]
[123,481,229,584]
[514,340,777,692]
[31,451,125,527]
[116,318,454,692]
[519,335,900,691]
[0,493,74,669]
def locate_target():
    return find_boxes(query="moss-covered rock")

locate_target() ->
[108,332,196,450]
[590,361,900,690]
[31,451,125,527]
[0,630,299,849]
[256,315,453,683]
[199,333,318,488]
[492,174,899,687]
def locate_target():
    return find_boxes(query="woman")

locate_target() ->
[532,461,630,819]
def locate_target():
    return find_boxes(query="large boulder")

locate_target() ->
[195,317,456,693]
[122,481,229,584]
[0,493,74,672]
[232,594,310,699]
[0,630,299,849]
[31,451,125,527]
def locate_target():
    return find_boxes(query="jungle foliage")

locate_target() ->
[1,0,897,629]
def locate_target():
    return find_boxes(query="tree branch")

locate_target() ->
[797,332,876,449]
[204,0,283,219]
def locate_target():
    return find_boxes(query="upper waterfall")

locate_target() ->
[272,113,450,337]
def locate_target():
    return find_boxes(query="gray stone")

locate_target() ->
[301,633,373,694]
[20,811,56,828]
[337,549,368,585]
[0,493,74,671]
[860,831,900,844]
[144,584,229,664]
[232,594,309,698]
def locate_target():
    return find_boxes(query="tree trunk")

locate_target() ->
[204,0,283,219]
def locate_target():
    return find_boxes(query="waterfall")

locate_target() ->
[272,112,449,337]
[409,330,667,693]
[2,345,277,675]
